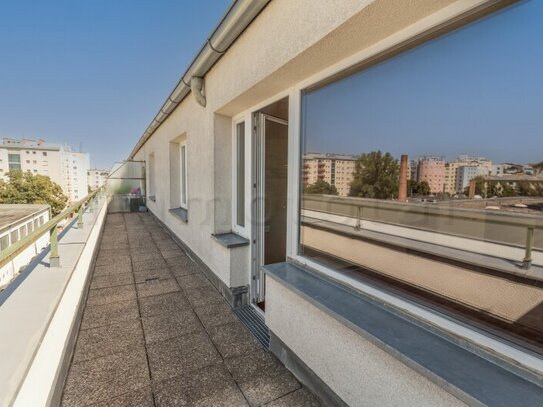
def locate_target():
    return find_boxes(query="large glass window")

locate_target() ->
[300,1,543,353]
[236,122,246,228]
[8,153,21,171]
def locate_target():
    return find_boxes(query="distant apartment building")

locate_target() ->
[87,169,109,190]
[0,138,90,203]
[456,165,489,192]
[443,155,492,194]
[416,156,445,194]
[491,164,504,176]
[303,153,357,196]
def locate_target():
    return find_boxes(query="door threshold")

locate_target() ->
[251,302,266,318]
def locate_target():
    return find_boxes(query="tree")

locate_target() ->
[349,151,399,200]
[304,179,338,195]
[532,161,543,173]
[517,181,543,197]
[464,175,488,197]
[0,171,68,215]
[408,180,431,196]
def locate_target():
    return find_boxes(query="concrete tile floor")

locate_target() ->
[61,212,322,407]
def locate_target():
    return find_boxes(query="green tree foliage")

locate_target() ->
[408,180,431,196]
[304,179,338,195]
[464,175,489,197]
[349,151,399,200]
[532,161,543,172]
[0,171,68,215]
[517,181,543,197]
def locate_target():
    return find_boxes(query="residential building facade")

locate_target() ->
[303,153,356,196]
[126,1,543,405]
[416,156,445,194]
[0,138,90,203]
[87,169,109,190]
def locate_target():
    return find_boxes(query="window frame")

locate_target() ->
[179,141,188,210]
[147,151,156,201]
[232,117,250,237]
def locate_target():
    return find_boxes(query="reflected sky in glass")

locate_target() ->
[303,0,542,164]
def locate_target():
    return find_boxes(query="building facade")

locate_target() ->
[416,156,445,194]
[0,138,90,203]
[126,1,543,405]
[87,169,109,191]
[302,153,356,196]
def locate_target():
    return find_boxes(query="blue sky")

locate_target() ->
[0,0,231,169]
[303,0,542,165]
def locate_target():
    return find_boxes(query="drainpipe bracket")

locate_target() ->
[190,77,206,107]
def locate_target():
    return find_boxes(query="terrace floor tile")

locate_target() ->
[87,284,137,306]
[61,213,319,406]
[136,278,180,298]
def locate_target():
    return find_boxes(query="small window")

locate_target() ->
[39,215,44,226]
[43,152,47,156]
[10,229,19,244]
[0,235,9,251]
[27,221,33,233]
[19,225,27,238]
[235,122,246,228]
[34,219,39,229]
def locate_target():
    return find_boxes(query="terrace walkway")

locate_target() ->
[61,212,321,407]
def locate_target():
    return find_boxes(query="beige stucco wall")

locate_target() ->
[133,0,460,288]
[266,277,466,407]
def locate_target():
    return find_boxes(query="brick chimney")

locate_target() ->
[399,154,408,202]
[468,179,477,199]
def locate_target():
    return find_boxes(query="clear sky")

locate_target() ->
[0,0,231,169]
[303,0,542,165]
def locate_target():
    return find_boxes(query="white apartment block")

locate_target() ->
[456,165,489,192]
[303,153,357,196]
[87,169,109,190]
[0,138,90,203]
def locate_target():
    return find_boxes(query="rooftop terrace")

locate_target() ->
[61,212,321,406]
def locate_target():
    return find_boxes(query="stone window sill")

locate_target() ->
[169,207,188,223]
[211,232,249,249]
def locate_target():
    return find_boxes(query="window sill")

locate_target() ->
[211,232,249,249]
[264,261,543,406]
[169,207,188,223]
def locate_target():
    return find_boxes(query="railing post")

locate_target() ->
[355,206,361,230]
[77,205,84,228]
[50,226,60,267]
[522,226,535,270]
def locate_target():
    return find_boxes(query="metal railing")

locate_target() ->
[0,188,103,269]
[303,194,543,270]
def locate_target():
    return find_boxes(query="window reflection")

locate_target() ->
[300,1,543,352]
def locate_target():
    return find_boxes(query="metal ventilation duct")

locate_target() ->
[130,0,271,158]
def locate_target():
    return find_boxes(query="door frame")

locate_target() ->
[251,112,289,308]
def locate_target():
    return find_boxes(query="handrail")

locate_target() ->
[0,187,103,269]
[303,194,542,269]
[303,194,543,230]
